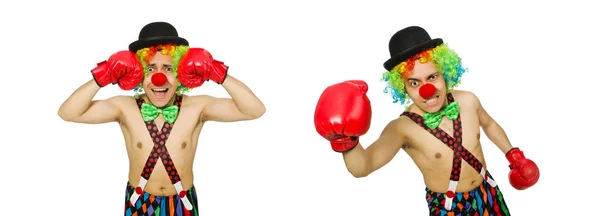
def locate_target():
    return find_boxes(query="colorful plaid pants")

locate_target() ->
[124,181,199,216]
[425,172,511,216]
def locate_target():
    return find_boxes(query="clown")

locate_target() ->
[58,22,265,216]
[314,26,539,215]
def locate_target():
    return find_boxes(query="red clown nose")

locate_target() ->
[419,83,436,99]
[151,73,167,86]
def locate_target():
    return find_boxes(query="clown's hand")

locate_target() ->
[314,80,372,153]
[506,147,540,190]
[177,48,228,88]
[91,50,143,90]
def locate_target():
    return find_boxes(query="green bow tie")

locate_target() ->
[141,103,179,124]
[423,101,460,129]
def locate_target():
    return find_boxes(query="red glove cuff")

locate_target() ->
[210,60,228,84]
[330,137,359,153]
[505,147,525,164]
[91,61,111,87]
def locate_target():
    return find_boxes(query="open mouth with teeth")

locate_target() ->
[151,88,169,99]
[423,94,440,106]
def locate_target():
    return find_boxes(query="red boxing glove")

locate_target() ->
[314,80,372,152]
[506,148,540,190]
[177,48,229,88]
[91,51,143,90]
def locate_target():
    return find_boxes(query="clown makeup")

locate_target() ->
[133,44,192,101]
[382,44,466,108]
[404,59,448,113]
[142,53,178,108]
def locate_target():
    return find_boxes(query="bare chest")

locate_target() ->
[404,111,482,164]
[121,109,201,157]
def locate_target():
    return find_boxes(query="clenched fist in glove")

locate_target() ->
[506,147,540,190]
[177,48,229,88]
[91,50,143,90]
[314,80,372,152]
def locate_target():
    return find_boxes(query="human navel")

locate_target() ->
[181,142,187,149]
[435,152,442,159]
[137,141,143,149]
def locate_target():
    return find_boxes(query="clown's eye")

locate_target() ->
[165,67,173,72]
[148,68,155,72]
[411,81,419,87]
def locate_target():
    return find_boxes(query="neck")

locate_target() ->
[430,98,449,114]
[143,94,176,108]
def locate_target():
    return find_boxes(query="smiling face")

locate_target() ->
[404,59,448,113]
[142,53,178,108]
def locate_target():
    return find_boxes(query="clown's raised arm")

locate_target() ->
[59,42,265,125]
[175,48,266,123]
[313,80,407,178]
[58,51,142,124]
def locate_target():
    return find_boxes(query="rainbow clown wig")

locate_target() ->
[382,26,468,106]
[132,44,192,96]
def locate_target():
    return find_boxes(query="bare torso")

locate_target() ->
[401,90,486,193]
[117,94,205,196]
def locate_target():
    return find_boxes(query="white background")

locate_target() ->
[2,0,599,215]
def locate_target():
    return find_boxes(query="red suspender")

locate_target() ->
[129,95,194,210]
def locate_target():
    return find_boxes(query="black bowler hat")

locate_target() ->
[383,26,443,71]
[128,22,189,52]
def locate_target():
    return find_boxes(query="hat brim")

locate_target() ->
[383,38,443,71]
[129,36,189,52]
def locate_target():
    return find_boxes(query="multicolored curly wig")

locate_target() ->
[132,44,191,96]
[382,43,467,106]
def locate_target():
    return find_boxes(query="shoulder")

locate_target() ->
[375,115,414,146]
[185,94,214,104]
[451,90,481,107]
[105,95,137,107]
[183,94,220,109]
[451,89,477,100]
[385,116,412,135]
